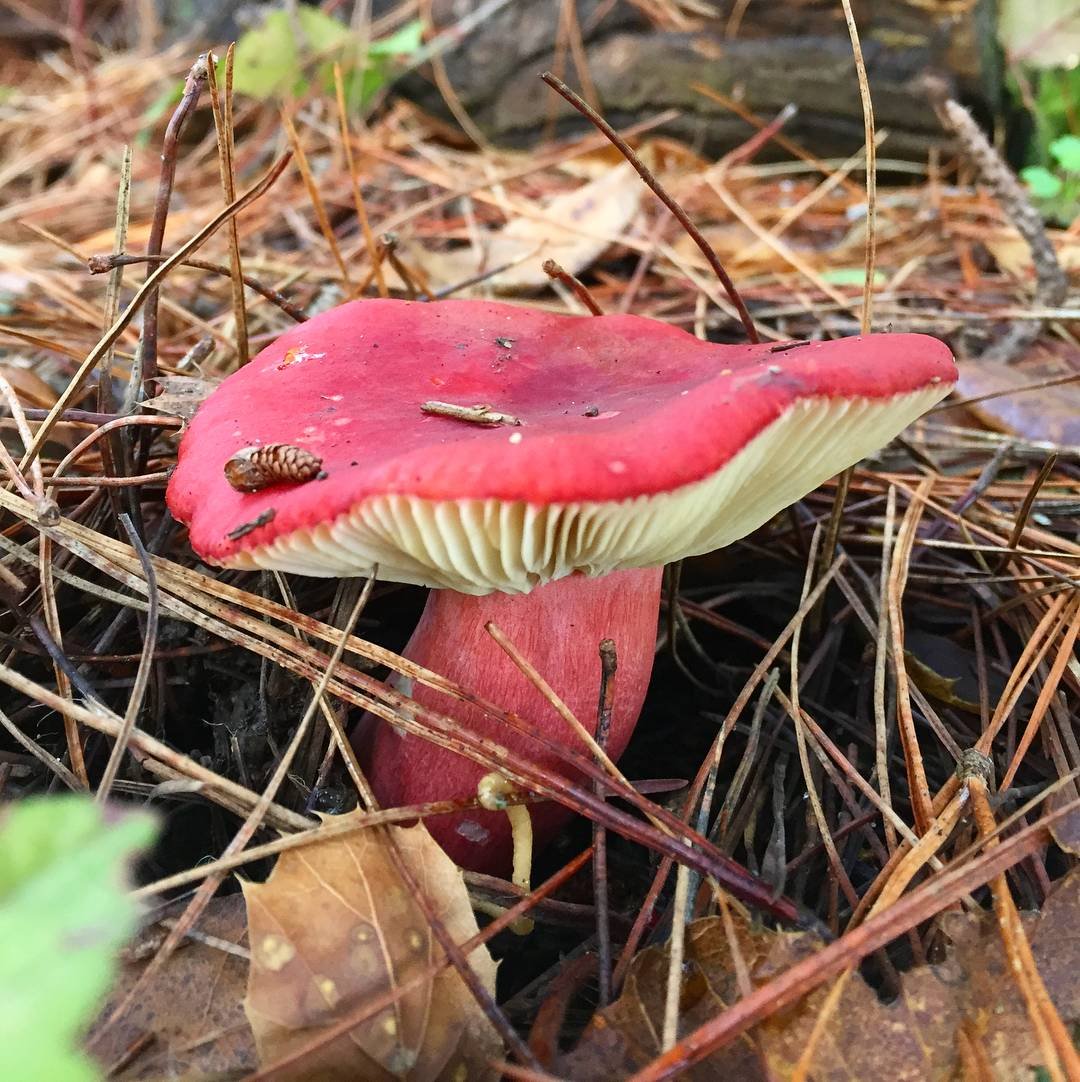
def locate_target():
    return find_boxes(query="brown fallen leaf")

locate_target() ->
[1048,784,1080,856]
[0,363,59,409]
[982,228,1080,279]
[561,868,1080,1080]
[957,345,1080,448]
[903,630,988,714]
[397,161,643,294]
[243,817,501,1081]
[89,894,256,1080]
[142,375,221,423]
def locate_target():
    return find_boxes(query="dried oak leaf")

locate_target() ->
[89,894,256,1080]
[957,344,1080,448]
[395,161,643,294]
[243,817,501,1081]
[562,869,1080,1081]
[143,375,222,423]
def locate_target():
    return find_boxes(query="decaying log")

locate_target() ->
[406,0,1000,159]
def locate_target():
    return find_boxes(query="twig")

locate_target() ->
[542,258,603,315]
[207,46,250,364]
[333,62,386,298]
[886,478,935,834]
[540,71,760,343]
[593,638,617,1007]
[19,151,293,468]
[1000,453,1058,572]
[385,814,542,1070]
[282,109,354,293]
[87,253,308,323]
[141,55,209,389]
[380,232,433,299]
[420,401,522,426]
[90,588,368,1042]
[966,770,1080,1080]
[839,0,877,335]
[717,102,798,171]
[926,77,1068,363]
[96,514,158,801]
[0,705,84,791]
[98,144,132,417]
[662,856,691,1052]
[625,796,1080,1082]
[931,370,1080,413]
[874,486,898,851]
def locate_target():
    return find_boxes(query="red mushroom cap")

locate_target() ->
[167,298,956,590]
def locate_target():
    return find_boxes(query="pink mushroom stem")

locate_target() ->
[360,567,663,872]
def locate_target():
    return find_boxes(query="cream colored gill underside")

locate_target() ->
[228,388,944,593]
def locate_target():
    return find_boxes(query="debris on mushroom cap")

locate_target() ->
[224,444,324,492]
[166,298,957,593]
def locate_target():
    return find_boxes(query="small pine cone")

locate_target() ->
[224,444,324,492]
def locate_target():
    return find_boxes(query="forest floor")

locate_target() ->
[1,13,1080,1081]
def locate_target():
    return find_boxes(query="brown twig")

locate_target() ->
[540,71,760,343]
[380,232,433,299]
[420,401,522,426]
[625,797,1080,1081]
[87,253,308,323]
[96,513,158,801]
[282,109,354,293]
[206,46,250,364]
[19,151,293,468]
[333,62,387,298]
[542,258,603,315]
[592,638,617,1007]
[90,589,368,1043]
[141,55,209,389]
[926,77,1067,362]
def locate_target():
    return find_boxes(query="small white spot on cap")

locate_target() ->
[303,425,317,435]
[608,460,627,474]
[720,368,732,376]
[767,365,782,375]
[930,375,942,384]
[322,393,343,402]
[332,417,353,427]
[508,431,523,444]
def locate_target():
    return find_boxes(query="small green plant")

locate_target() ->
[0,796,157,1081]
[1020,133,1080,224]
[231,8,423,109]
[137,12,421,144]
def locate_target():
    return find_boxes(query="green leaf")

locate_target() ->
[0,797,157,1082]
[1021,165,1064,200]
[1049,133,1080,172]
[231,10,301,99]
[366,18,424,56]
[295,5,353,53]
[819,267,887,286]
[231,9,422,106]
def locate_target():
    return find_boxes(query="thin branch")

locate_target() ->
[540,71,760,343]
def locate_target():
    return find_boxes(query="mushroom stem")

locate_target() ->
[358,567,663,873]
[477,772,535,935]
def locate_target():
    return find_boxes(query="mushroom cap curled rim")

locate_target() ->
[166,298,957,590]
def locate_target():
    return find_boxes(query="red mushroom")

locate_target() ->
[167,298,956,873]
